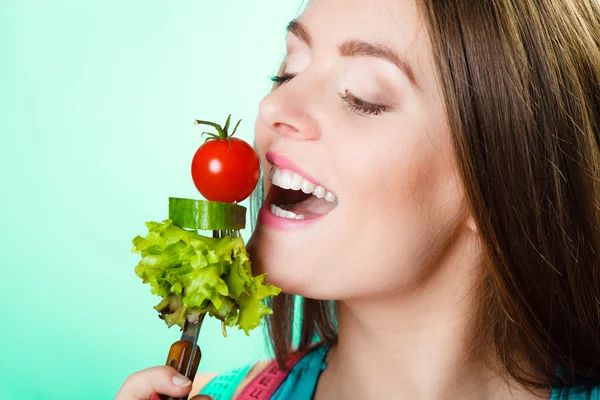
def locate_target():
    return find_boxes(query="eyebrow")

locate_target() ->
[287,20,312,46]
[287,19,417,87]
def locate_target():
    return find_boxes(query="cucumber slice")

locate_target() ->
[169,197,246,230]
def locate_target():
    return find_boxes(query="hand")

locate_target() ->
[115,366,193,400]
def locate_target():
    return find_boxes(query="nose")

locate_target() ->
[258,84,321,141]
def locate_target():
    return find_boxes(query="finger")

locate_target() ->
[115,366,193,400]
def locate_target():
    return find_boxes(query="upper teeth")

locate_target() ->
[269,167,337,203]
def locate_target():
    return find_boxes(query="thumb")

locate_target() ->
[116,366,193,400]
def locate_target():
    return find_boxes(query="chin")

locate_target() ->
[247,228,318,296]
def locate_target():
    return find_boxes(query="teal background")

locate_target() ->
[0,1,304,399]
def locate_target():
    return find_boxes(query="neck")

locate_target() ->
[313,237,548,400]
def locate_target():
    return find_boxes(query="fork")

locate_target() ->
[160,229,240,400]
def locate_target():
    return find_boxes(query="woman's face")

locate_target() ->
[248,0,473,300]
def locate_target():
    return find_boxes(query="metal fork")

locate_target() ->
[160,229,240,400]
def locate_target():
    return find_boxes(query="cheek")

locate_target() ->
[333,128,463,280]
[339,134,431,213]
[340,123,455,215]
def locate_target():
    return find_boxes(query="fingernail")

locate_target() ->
[172,374,192,387]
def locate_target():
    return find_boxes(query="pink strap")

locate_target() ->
[236,348,310,399]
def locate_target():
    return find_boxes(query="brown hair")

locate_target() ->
[256,0,600,391]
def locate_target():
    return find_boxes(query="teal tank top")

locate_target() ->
[199,345,600,399]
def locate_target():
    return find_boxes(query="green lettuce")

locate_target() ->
[132,220,281,335]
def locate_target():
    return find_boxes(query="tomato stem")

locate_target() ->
[223,115,231,136]
[194,119,226,138]
[201,132,220,143]
[231,119,242,137]
[194,115,243,140]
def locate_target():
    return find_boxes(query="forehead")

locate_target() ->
[295,0,435,90]
[299,0,423,48]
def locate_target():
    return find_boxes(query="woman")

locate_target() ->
[116,0,600,398]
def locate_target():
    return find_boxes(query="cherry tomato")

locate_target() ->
[191,137,260,203]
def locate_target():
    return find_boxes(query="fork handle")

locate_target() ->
[160,340,201,400]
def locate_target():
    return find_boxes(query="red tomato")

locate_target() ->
[191,138,260,203]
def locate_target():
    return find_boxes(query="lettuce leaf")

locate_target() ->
[132,220,281,335]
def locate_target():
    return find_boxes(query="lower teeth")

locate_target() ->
[271,204,305,220]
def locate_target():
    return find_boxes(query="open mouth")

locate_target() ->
[266,167,338,220]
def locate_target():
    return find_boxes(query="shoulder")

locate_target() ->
[190,372,219,398]
[191,345,324,398]
[232,359,274,398]
[190,359,274,399]
[551,384,600,399]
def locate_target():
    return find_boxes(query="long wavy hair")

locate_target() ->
[251,0,600,391]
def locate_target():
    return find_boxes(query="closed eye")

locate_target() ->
[268,74,391,116]
[269,73,295,86]
[340,90,389,116]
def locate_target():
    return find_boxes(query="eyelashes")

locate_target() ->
[339,90,389,116]
[269,73,295,85]
[268,74,390,117]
